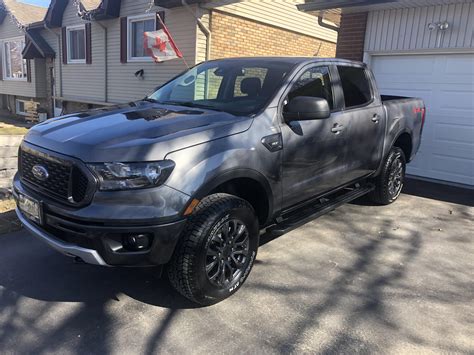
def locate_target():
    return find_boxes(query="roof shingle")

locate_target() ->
[1,0,47,25]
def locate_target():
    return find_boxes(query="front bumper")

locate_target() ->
[13,175,188,266]
[16,208,109,266]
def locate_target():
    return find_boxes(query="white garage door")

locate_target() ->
[371,53,474,186]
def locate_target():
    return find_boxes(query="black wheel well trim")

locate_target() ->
[373,129,413,177]
[391,130,413,161]
[184,168,274,226]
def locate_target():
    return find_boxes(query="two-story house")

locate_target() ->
[0,0,50,117]
[6,0,338,116]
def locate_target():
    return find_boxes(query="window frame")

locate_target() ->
[282,64,337,113]
[127,14,156,62]
[66,24,87,64]
[336,65,375,111]
[15,99,38,116]
[1,37,27,81]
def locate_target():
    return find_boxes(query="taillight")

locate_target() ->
[421,107,426,129]
[414,107,426,129]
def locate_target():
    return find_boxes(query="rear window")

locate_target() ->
[337,66,372,108]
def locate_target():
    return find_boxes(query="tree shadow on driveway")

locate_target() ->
[0,183,472,353]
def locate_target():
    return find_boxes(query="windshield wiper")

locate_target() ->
[161,101,225,112]
[143,97,161,103]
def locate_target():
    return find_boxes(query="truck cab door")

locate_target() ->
[280,65,350,209]
[335,65,385,181]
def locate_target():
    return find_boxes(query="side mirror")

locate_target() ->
[283,96,330,121]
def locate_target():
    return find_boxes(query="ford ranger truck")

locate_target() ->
[13,58,425,305]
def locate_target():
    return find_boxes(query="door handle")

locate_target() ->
[371,114,380,123]
[331,124,344,134]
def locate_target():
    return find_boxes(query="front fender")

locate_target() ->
[164,131,281,218]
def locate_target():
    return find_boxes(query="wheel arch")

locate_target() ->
[190,169,274,227]
[392,131,413,162]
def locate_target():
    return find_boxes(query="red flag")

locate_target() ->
[144,24,183,63]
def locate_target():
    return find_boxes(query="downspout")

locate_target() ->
[318,11,339,33]
[95,21,108,102]
[181,0,211,60]
[43,23,62,97]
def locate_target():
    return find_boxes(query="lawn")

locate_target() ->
[0,121,29,135]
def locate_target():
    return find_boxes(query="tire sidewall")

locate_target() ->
[385,148,406,203]
[193,201,259,304]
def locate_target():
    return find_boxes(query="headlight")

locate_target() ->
[88,161,175,191]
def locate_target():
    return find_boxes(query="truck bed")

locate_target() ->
[381,94,425,162]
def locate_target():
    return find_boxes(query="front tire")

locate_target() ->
[168,194,259,305]
[370,147,406,205]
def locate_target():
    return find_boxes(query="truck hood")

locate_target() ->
[24,101,253,162]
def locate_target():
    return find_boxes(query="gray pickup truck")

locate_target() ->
[13,57,425,304]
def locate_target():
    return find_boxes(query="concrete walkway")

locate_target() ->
[0,181,472,354]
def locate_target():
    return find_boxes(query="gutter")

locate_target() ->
[95,21,108,102]
[181,0,211,60]
[318,11,339,33]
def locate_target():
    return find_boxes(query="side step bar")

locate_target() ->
[267,183,375,237]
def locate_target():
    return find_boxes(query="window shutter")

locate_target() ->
[156,11,165,30]
[26,60,32,82]
[0,52,3,80]
[85,23,92,64]
[61,27,68,64]
[120,17,127,63]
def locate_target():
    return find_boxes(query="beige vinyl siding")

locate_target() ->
[40,28,62,99]
[204,0,338,44]
[196,8,210,64]
[106,1,197,103]
[60,0,106,102]
[0,16,44,98]
[365,1,474,52]
[34,58,47,98]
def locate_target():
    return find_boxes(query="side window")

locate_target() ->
[337,66,372,108]
[287,66,334,109]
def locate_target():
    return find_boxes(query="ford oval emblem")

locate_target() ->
[32,165,49,181]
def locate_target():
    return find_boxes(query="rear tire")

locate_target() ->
[370,147,406,205]
[168,193,259,305]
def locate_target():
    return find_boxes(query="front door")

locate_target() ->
[280,65,351,209]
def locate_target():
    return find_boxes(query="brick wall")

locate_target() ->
[335,12,368,62]
[210,11,336,59]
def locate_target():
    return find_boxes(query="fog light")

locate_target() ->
[122,233,151,251]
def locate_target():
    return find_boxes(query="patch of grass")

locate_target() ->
[0,122,29,135]
[0,199,21,235]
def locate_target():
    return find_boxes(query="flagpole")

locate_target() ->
[156,12,190,69]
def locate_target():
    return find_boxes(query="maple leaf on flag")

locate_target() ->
[144,26,183,63]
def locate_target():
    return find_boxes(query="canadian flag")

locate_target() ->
[144,26,183,63]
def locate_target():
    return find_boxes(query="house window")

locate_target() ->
[67,25,86,63]
[1,38,27,80]
[16,99,38,116]
[128,14,156,61]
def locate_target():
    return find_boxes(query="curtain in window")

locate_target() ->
[132,19,155,58]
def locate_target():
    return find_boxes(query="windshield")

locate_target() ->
[146,59,295,116]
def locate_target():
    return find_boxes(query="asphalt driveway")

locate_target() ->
[0,179,472,354]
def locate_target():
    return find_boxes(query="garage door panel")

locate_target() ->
[445,56,474,75]
[371,53,474,185]
[372,55,436,74]
[431,155,473,182]
[435,123,474,144]
[440,89,474,110]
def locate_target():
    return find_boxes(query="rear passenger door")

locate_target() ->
[336,65,385,181]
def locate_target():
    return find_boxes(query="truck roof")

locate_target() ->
[205,57,365,66]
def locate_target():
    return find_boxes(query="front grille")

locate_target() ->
[20,146,92,205]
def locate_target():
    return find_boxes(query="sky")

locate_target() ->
[19,0,51,8]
